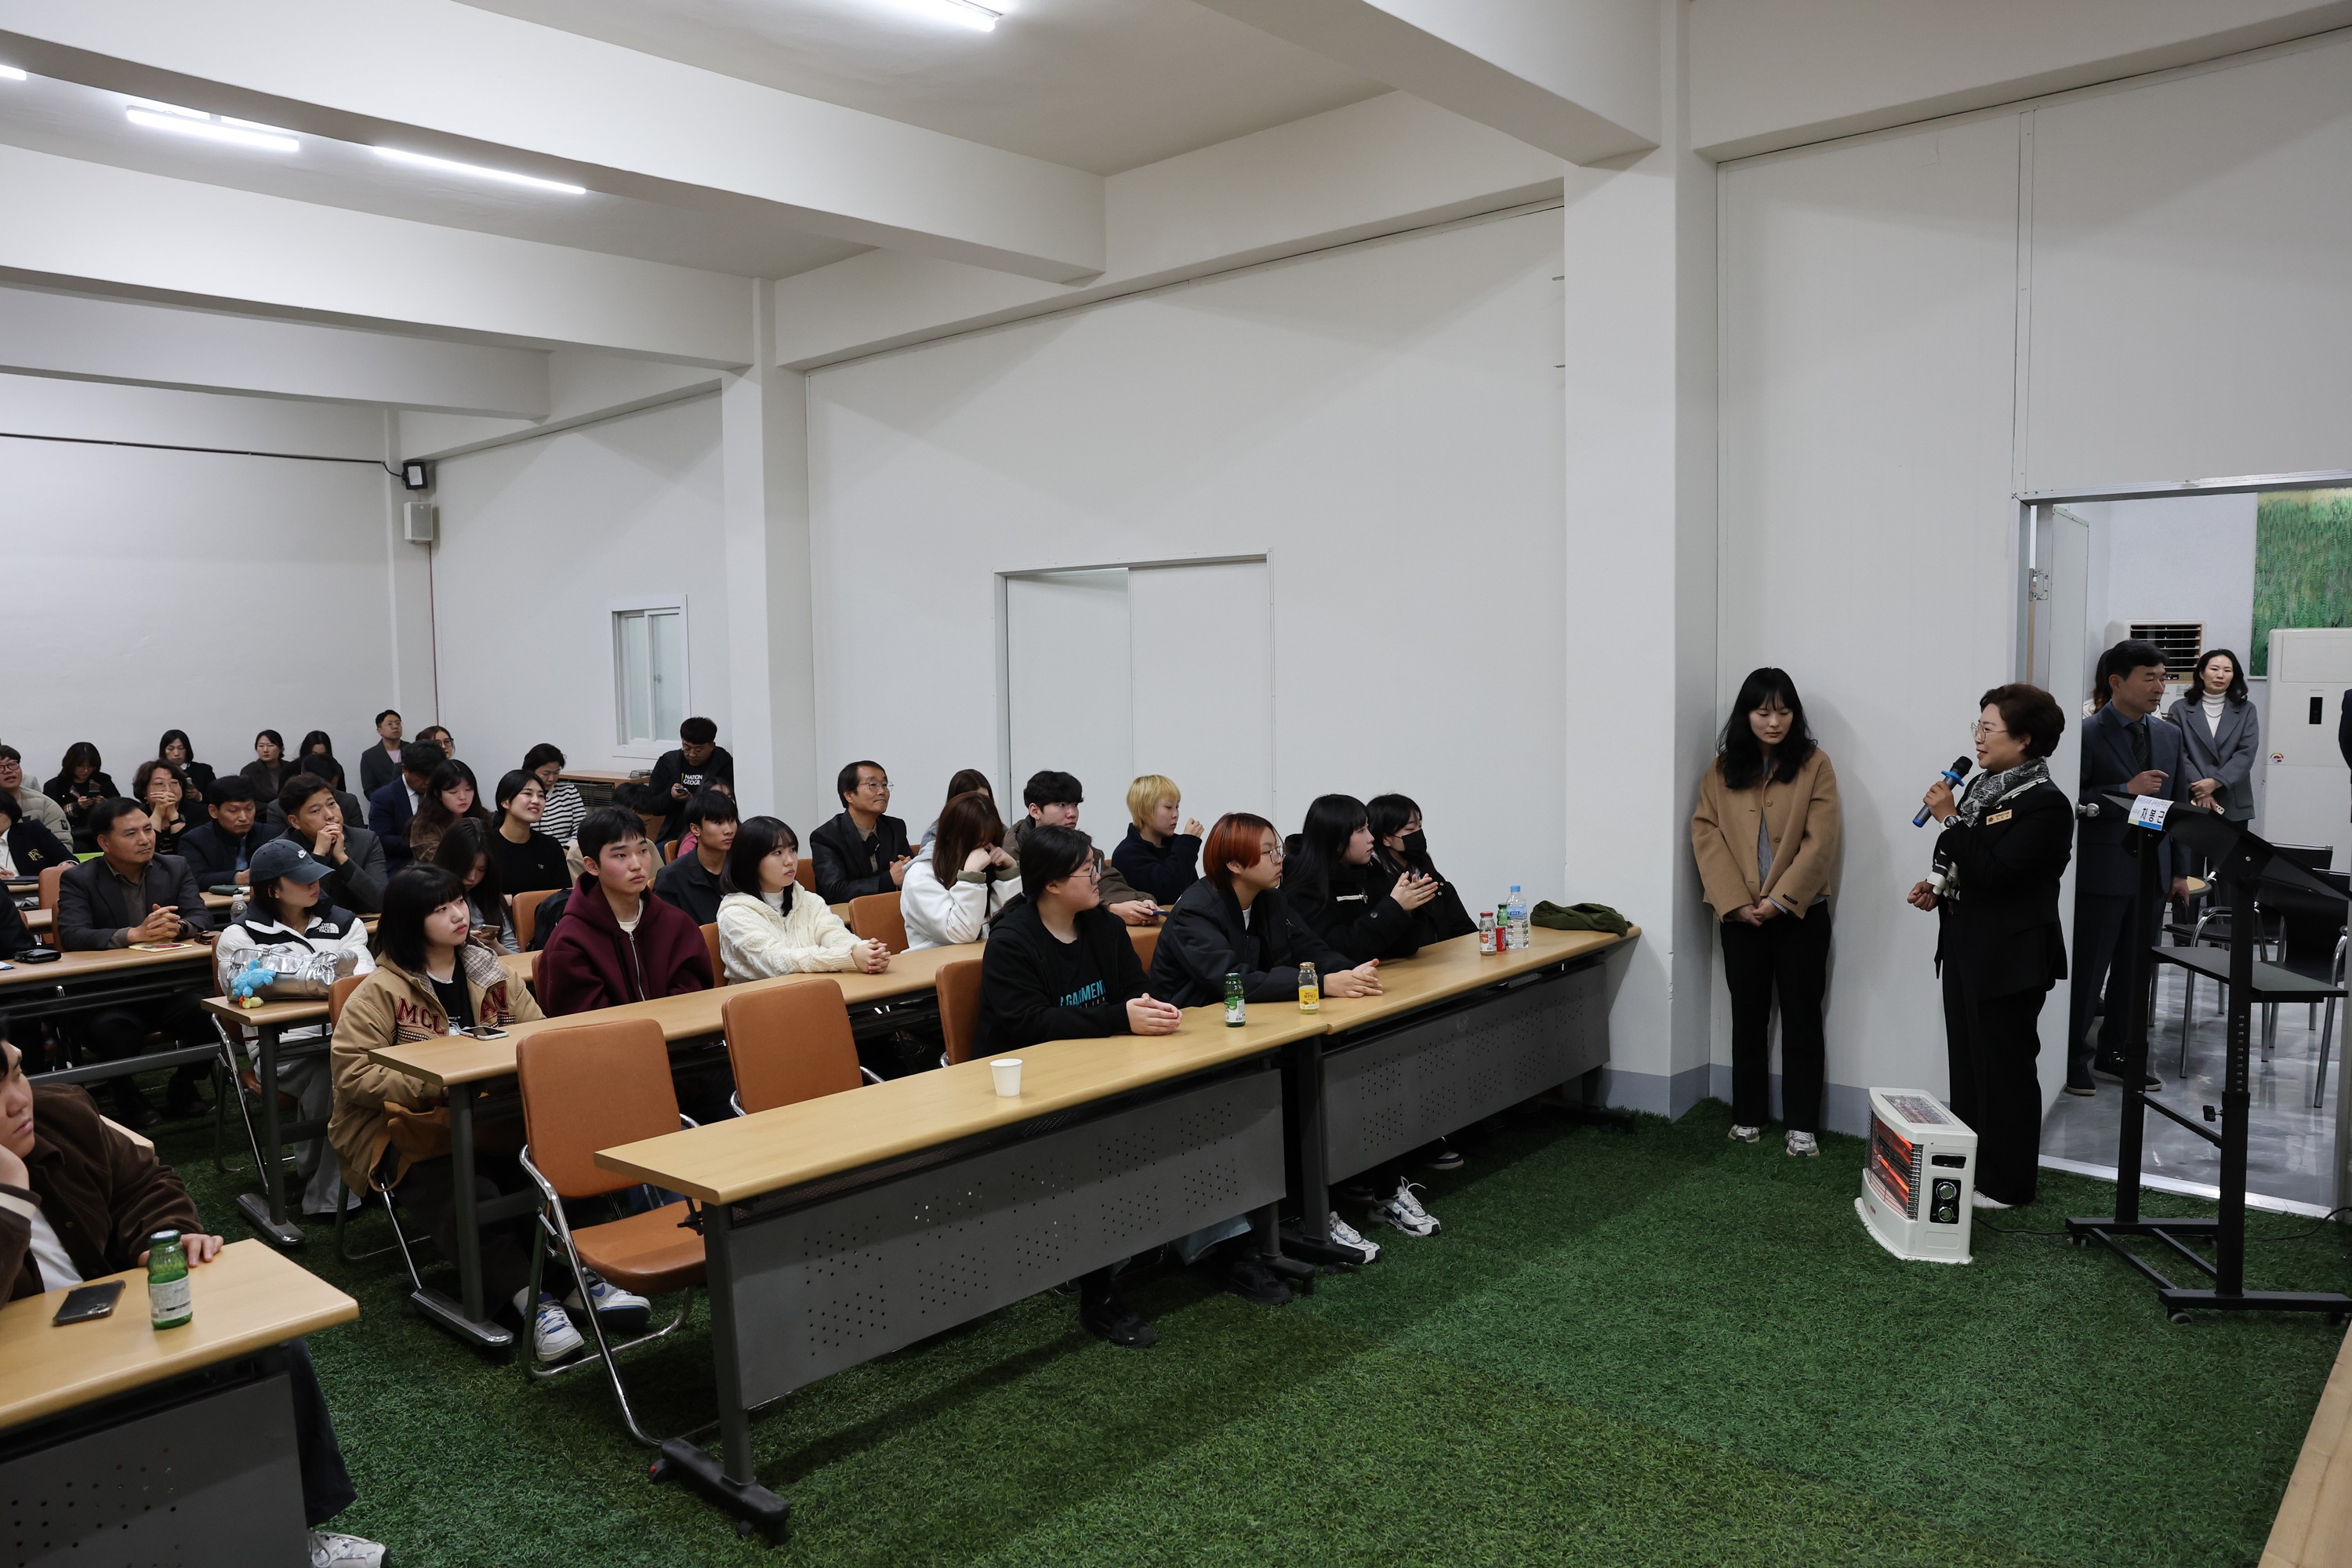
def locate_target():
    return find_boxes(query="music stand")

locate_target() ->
[2065,796,2351,1323]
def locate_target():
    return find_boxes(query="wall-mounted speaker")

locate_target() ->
[403,501,437,544]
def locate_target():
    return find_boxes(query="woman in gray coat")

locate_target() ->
[2168,648,2259,822]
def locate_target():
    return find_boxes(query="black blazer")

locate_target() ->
[1287,858,1421,966]
[808,811,910,904]
[55,855,212,950]
[2074,704,2190,897]
[1146,877,1352,1009]
[1933,781,2072,997]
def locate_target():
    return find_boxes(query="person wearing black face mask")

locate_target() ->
[1367,794,1475,943]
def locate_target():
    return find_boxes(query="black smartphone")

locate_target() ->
[16,949,62,965]
[53,1280,125,1325]
[466,1025,508,1040]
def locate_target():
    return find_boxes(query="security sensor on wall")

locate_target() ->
[401,459,432,491]
[404,501,437,545]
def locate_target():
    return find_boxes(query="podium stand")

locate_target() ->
[2064,796,2351,1323]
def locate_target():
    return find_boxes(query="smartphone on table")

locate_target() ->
[53,1280,125,1325]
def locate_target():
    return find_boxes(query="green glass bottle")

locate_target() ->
[147,1231,192,1330]
[1224,971,1247,1027]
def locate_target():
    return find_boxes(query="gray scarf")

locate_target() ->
[1952,757,2051,828]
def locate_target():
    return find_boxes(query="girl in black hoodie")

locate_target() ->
[974,826,1181,1348]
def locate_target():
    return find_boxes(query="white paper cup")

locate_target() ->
[990,1058,1023,1098]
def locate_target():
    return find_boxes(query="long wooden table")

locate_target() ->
[2263,1324,2352,1567]
[20,888,234,935]
[0,1240,358,1563]
[364,944,980,1345]
[598,1000,1324,1540]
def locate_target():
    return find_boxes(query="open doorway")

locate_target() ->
[2023,478,2352,1213]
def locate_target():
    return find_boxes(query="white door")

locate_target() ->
[1128,560,1274,827]
[1004,570,1133,827]
[2041,504,2092,1116]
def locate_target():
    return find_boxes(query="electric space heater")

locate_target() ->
[1855,1088,1978,1264]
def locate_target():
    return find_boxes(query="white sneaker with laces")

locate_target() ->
[1728,1123,1762,1144]
[1327,1211,1381,1265]
[565,1271,652,1330]
[308,1529,387,1567]
[1370,1180,1441,1237]
[1785,1131,1820,1158]
[1970,1189,2011,1210]
[529,1293,584,1363]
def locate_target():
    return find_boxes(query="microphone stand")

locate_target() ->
[2066,799,2350,1323]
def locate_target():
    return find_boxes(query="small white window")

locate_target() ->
[612,598,688,750]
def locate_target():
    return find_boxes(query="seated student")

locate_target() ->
[130,759,191,856]
[156,728,217,808]
[1284,794,1432,966]
[716,815,890,982]
[415,724,456,761]
[1111,774,1204,907]
[406,759,491,866]
[649,717,733,843]
[1008,771,1156,925]
[295,731,350,802]
[214,838,373,1218]
[331,866,645,1364]
[673,782,734,862]
[973,824,1182,1346]
[900,790,1015,949]
[523,743,587,847]
[1148,815,1426,1248]
[0,744,71,840]
[0,1033,388,1566]
[539,808,713,1014]
[279,773,390,916]
[919,768,999,852]
[365,739,445,865]
[490,770,573,894]
[432,819,519,953]
[653,789,738,927]
[0,787,72,882]
[56,799,216,1127]
[809,760,913,902]
[241,730,288,801]
[359,709,404,798]
[1368,794,1477,942]
[45,742,115,852]
[0,862,36,960]
[178,776,281,889]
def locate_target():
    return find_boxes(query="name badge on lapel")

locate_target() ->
[1986,810,2013,824]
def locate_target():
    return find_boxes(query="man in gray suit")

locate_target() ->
[2069,640,2195,1097]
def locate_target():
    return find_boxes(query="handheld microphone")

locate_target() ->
[1912,757,1974,827]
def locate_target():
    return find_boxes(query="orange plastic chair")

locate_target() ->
[663,840,681,863]
[636,812,667,848]
[721,980,866,1114]
[937,958,985,1065]
[37,864,64,948]
[327,973,366,1026]
[847,891,908,954]
[1129,926,1160,970]
[700,923,723,986]
[793,858,818,894]
[516,1018,706,1446]
[513,889,552,950]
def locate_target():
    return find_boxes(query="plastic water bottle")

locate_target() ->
[1297,962,1320,1013]
[1507,886,1530,950]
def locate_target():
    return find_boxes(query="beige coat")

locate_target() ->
[1690,750,1841,920]
[328,946,542,1192]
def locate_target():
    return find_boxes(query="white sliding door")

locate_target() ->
[1129,560,1272,826]
[1004,569,1132,818]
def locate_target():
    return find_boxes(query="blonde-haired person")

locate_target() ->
[1110,774,1204,908]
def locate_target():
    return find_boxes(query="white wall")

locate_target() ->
[2084,494,2257,673]
[0,372,400,789]
[428,396,732,784]
[1716,32,2352,1129]
[808,210,1566,902]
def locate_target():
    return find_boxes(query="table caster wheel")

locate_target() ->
[2169,1312,2191,1325]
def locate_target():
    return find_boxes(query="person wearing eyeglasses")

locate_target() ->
[1907,684,2072,1210]
[1690,668,1841,1157]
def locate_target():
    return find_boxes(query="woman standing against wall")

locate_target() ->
[2169,648,2258,824]
[1907,684,2072,1209]
[1690,669,1842,1156]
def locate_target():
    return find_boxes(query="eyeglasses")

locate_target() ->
[1264,844,1285,862]
[1971,722,2011,739]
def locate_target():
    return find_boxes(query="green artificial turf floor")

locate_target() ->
[148,1095,2350,1568]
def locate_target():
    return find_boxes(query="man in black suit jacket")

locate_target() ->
[365,740,441,864]
[2069,641,2195,1097]
[53,798,216,1127]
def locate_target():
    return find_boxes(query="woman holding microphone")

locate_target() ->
[1907,684,2071,1210]
[1691,669,1841,1156]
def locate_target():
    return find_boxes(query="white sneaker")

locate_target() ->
[1785,1131,1820,1158]
[1728,1123,1762,1144]
[308,1530,386,1567]
[1370,1180,1441,1237]
[1970,1189,2010,1210]
[565,1271,652,1332]
[1327,1211,1381,1265]
[529,1293,584,1363]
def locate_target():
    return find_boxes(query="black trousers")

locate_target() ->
[283,1338,358,1528]
[386,1151,540,1317]
[81,990,212,1089]
[1942,966,2049,1207]
[1719,906,1831,1134]
[2067,891,2136,1084]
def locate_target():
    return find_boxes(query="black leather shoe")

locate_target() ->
[2092,1058,2161,1092]
[109,1085,162,1131]
[1078,1293,1157,1348]
[1223,1256,1294,1308]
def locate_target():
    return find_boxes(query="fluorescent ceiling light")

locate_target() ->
[125,97,205,118]
[0,64,27,82]
[936,0,1001,29]
[373,146,586,194]
[126,107,299,151]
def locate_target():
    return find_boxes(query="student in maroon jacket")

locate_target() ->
[537,807,713,1016]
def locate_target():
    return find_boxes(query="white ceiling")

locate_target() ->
[0,71,869,278]
[458,0,1386,176]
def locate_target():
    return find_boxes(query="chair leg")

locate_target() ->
[379,1189,431,1295]
[213,1028,267,1178]
[335,1176,399,1264]
[2263,1004,2277,1062]
[2314,999,2337,1112]
[2179,972,2196,1076]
